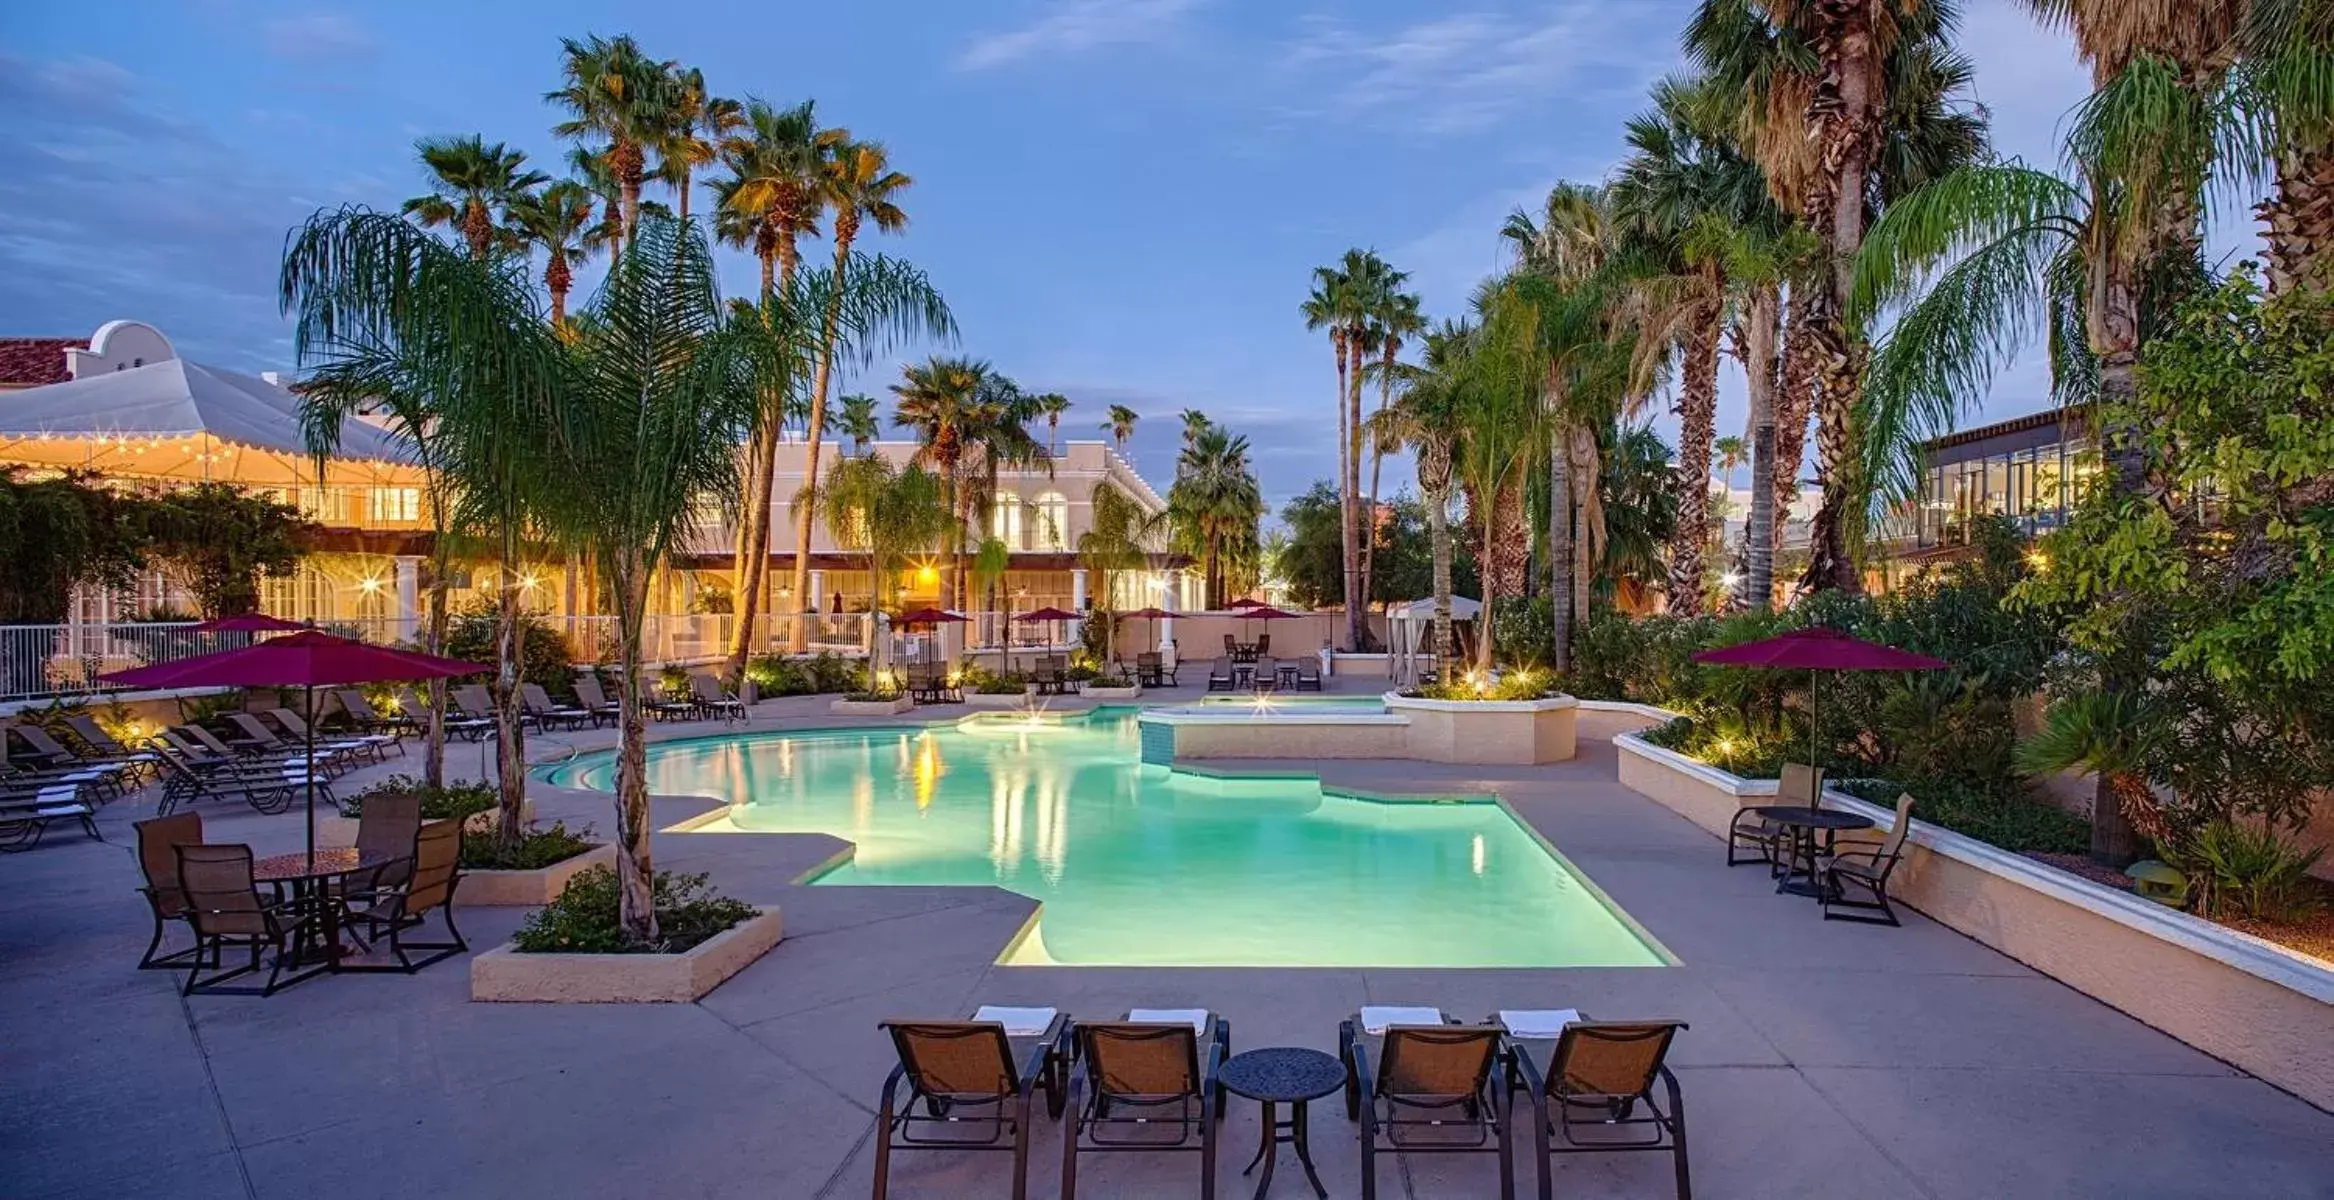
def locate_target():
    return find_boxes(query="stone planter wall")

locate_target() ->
[828,695,913,717]
[460,842,617,907]
[1080,685,1143,701]
[1163,714,1412,760]
[1615,731,2334,1113]
[1384,694,1579,765]
[962,690,1038,710]
[470,907,784,1003]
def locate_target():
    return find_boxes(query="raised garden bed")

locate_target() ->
[462,841,616,907]
[828,694,913,716]
[1383,692,1578,765]
[471,906,783,1002]
[963,689,1038,710]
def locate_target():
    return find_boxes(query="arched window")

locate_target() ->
[1033,492,1069,551]
[989,496,1024,550]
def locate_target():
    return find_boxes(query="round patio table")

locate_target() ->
[1748,806,1874,899]
[1219,1046,1343,1200]
[254,848,397,969]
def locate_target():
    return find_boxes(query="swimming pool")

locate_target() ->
[538,709,1668,968]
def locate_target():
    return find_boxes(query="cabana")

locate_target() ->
[1385,595,1480,685]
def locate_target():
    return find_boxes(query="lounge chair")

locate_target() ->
[1503,1015,1691,1200]
[571,676,620,726]
[1818,793,1916,926]
[520,683,592,732]
[334,690,417,736]
[1061,1010,1231,1199]
[174,843,328,997]
[688,674,747,723]
[404,686,495,741]
[1341,1007,1514,1200]
[1294,657,1323,692]
[134,812,204,968]
[223,713,367,771]
[640,674,698,722]
[65,713,155,762]
[270,707,400,762]
[12,723,153,792]
[874,1007,1072,1200]
[1204,657,1235,693]
[175,726,342,784]
[1728,763,1822,868]
[0,783,100,852]
[150,743,303,817]
[341,818,467,972]
[453,686,514,735]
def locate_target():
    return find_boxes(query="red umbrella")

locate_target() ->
[193,613,308,634]
[1119,606,1170,657]
[103,631,487,863]
[893,606,968,626]
[1225,596,1267,610]
[1692,628,1948,782]
[1016,606,1082,660]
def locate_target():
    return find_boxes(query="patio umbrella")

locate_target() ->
[1224,596,1267,610]
[1690,627,1948,782]
[193,613,308,633]
[892,607,968,670]
[1016,607,1082,659]
[101,631,486,866]
[1120,606,1171,658]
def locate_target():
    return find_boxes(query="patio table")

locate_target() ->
[1220,1046,1343,1199]
[253,848,398,971]
[1748,806,1874,899]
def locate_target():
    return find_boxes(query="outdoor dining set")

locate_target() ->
[872,1001,1691,1200]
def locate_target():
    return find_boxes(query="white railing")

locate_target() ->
[1,622,232,703]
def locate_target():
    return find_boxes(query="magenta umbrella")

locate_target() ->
[193,613,309,634]
[1692,627,1948,777]
[1120,606,1170,657]
[103,631,487,863]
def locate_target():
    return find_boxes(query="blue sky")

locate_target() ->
[1,1,2124,508]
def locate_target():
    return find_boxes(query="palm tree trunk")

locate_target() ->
[1348,343,1368,649]
[613,139,643,245]
[1476,494,1502,674]
[1428,477,1453,664]
[1547,411,1573,672]
[1360,351,1394,625]
[724,251,787,682]
[491,514,527,854]
[2262,146,2334,295]
[1668,303,1722,615]
[789,237,856,653]
[1333,339,1356,649]
[1799,0,1880,595]
[1744,283,1781,612]
[611,554,658,942]
[1772,286,1818,595]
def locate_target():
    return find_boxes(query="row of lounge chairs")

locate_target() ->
[1202,655,1324,692]
[2,715,174,849]
[874,1004,1688,1200]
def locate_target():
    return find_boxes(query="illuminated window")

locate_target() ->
[1033,492,1069,551]
[990,497,1024,550]
[369,486,420,523]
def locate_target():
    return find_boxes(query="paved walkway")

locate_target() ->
[4,696,2330,1199]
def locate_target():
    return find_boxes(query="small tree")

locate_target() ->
[143,484,309,617]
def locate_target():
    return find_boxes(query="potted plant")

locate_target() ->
[471,867,782,1003]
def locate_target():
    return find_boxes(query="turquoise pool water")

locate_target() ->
[539,709,1667,968]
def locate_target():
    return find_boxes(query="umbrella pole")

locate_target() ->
[304,684,318,868]
[1808,670,1820,796]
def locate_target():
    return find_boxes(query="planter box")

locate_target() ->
[828,695,913,717]
[1615,731,2334,1113]
[1080,685,1143,701]
[460,842,617,907]
[1385,693,1579,765]
[318,798,535,848]
[470,907,784,1003]
[963,690,1038,710]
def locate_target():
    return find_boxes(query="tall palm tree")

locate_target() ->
[547,34,674,246]
[1451,280,1549,671]
[401,135,547,259]
[1301,267,1356,639]
[1031,392,1071,455]
[653,67,743,222]
[712,98,830,677]
[812,453,950,612]
[2243,0,2334,294]
[1361,287,1423,614]
[535,212,762,940]
[510,179,610,325]
[1078,481,1164,612]
[893,356,999,611]
[282,207,565,853]
[1167,425,1265,608]
[1367,322,1469,663]
[1102,404,1140,457]
[1178,408,1213,447]
[836,393,882,456]
[789,137,912,652]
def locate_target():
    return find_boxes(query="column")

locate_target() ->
[1160,570,1181,661]
[1069,569,1089,648]
[392,556,421,643]
[807,569,826,615]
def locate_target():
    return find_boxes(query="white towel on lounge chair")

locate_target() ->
[972,1005,1058,1037]
[1359,1006,1445,1035]
[1128,1008,1211,1034]
[1498,1009,1583,1039]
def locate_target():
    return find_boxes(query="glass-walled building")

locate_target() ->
[1914,407,2101,547]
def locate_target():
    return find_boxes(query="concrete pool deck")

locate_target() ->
[4,696,2331,1199]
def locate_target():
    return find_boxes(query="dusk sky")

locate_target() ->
[0,0,2195,511]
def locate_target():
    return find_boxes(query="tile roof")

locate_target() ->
[0,337,82,387]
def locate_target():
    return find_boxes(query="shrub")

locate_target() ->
[743,654,810,696]
[1492,596,1556,668]
[460,821,599,871]
[803,652,862,694]
[1403,666,1563,702]
[339,775,497,822]
[2169,821,2326,923]
[1834,778,2089,856]
[445,604,572,699]
[656,664,692,698]
[510,866,758,954]
[960,667,1028,695]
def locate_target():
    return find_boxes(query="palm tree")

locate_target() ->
[1078,481,1164,612]
[1167,425,1265,608]
[1031,392,1071,455]
[812,453,950,612]
[1178,408,1213,447]
[1102,404,1139,457]
[1450,281,1548,671]
[547,34,675,246]
[837,393,882,456]
[893,356,997,611]
[1361,286,1423,617]
[1714,435,1749,492]
[1301,267,1356,641]
[653,67,743,222]
[510,180,610,325]
[281,207,565,852]
[789,138,912,652]
[2243,0,2334,294]
[1367,323,1468,663]
[534,212,761,939]
[401,135,547,259]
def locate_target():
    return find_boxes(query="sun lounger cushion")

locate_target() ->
[1360,1005,1445,1035]
[970,1005,1058,1037]
[1497,1009,1583,1039]
[1127,1007,1211,1033]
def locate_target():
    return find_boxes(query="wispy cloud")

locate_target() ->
[1280,4,1677,135]
[261,12,379,63]
[958,0,1207,71]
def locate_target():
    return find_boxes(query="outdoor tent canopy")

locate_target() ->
[1387,595,1481,685]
